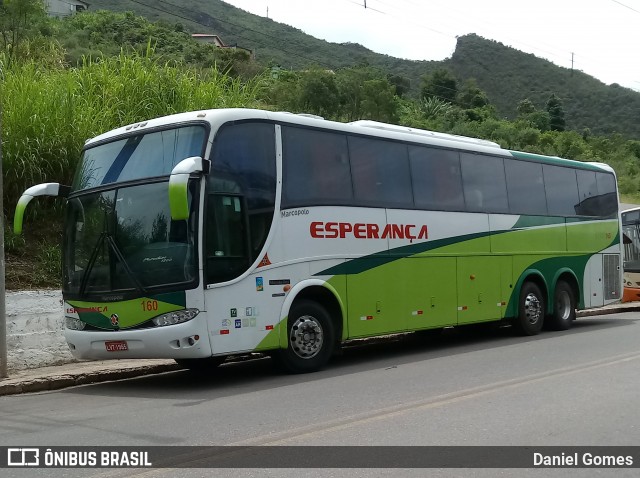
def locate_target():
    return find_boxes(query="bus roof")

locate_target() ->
[84,108,614,173]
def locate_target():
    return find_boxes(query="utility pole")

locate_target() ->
[0,103,7,379]
[571,52,574,76]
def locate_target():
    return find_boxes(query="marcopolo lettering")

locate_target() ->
[310,221,428,240]
[281,209,310,218]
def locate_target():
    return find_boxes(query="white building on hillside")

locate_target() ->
[46,0,89,17]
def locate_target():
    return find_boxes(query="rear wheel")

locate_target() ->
[275,300,335,374]
[547,281,576,330]
[175,356,226,373]
[514,282,545,335]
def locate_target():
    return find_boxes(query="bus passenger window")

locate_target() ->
[282,127,352,206]
[505,159,548,215]
[349,136,412,208]
[575,170,599,216]
[460,153,509,213]
[409,146,464,211]
[543,165,579,216]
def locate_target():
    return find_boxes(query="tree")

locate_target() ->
[387,74,410,98]
[516,98,536,116]
[266,69,302,112]
[299,68,338,118]
[517,98,550,132]
[335,66,381,121]
[546,94,566,132]
[0,0,46,65]
[457,79,489,109]
[360,78,399,122]
[421,68,457,103]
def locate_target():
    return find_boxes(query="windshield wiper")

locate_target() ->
[79,231,148,296]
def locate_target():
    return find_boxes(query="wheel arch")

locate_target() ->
[551,269,582,311]
[278,279,345,349]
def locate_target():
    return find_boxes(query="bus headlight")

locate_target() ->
[152,308,200,327]
[65,317,86,330]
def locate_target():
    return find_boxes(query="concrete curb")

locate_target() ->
[576,304,640,317]
[0,361,181,397]
[1,304,638,397]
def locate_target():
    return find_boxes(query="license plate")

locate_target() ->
[105,340,128,352]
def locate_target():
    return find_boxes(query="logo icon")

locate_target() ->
[8,448,40,467]
[110,314,120,326]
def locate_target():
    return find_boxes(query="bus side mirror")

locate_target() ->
[14,183,70,235]
[169,156,209,220]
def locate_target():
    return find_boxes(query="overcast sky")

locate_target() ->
[222,0,640,91]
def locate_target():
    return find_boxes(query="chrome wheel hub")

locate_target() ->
[290,315,323,359]
[524,293,542,325]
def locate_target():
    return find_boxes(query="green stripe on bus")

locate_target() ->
[509,151,607,172]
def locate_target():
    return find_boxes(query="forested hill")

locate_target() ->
[85,1,640,137]
[448,35,640,137]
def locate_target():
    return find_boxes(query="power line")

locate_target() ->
[127,0,335,69]
[611,0,640,14]
[343,0,640,88]
[345,0,385,14]
[119,0,470,103]
[115,1,637,100]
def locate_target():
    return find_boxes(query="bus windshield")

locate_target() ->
[72,125,207,192]
[63,179,199,297]
[623,217,640,272]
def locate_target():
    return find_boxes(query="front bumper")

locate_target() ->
[64,317,213,360]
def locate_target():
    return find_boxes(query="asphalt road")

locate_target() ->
[2,313,640,477]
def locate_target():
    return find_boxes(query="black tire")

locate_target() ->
[175,356,226,373]
[513,282,545,336]
[546,280,576,331]
[274,300,335,374]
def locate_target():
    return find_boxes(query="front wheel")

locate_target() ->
[275,300,335,374]
[546,281,576,330]
[513,282,545,336]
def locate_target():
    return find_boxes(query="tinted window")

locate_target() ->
[573,169,618,217]
[623,209,640,226]
[409,146,464,211]
[74,126,207,191]
[505,160,548,215]
[282,127,352,206]
[595,172,618,217]
[349,137,412,208]
[208,122,276,283]
[575,170,599,216]
[460,153,509,213]
[543,165,579,216]
[63,181,199,295]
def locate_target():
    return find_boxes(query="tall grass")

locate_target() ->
[1,53,266,213]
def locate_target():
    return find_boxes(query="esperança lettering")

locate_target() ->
[310,221,428,241]
[66,306,108,314]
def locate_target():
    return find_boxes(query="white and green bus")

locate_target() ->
[621,206,640,302]
[14,108,622,373]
